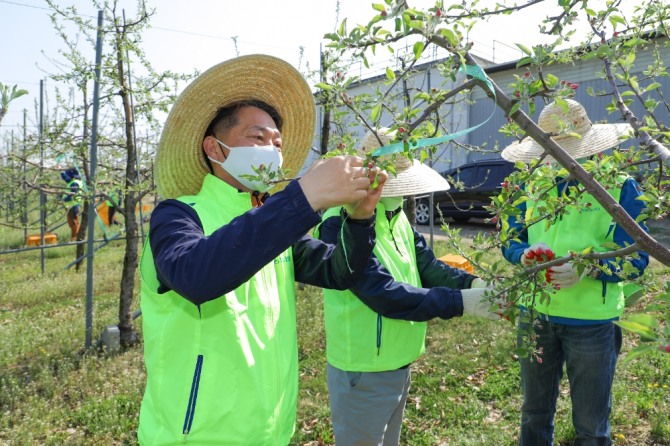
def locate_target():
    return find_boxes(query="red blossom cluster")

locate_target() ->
[560,80,579,90]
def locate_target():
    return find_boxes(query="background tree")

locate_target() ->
[321,0,670,356]
[0,82,28,126]
[45,0,193,346]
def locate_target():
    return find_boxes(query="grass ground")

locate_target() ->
[0,222,669,445]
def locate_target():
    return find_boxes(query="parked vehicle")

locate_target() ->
[415,159,516,224]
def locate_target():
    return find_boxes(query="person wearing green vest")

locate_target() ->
[138,55,388,446]
[316,129,506,445]
[500,99,649,446]
[60,167,83,241]
[105,189,120,225]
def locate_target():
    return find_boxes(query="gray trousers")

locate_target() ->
[327,363,411,446]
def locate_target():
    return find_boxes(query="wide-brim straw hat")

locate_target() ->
[156,54,316,199]
[501,99,631,164]
[358,128,450,198]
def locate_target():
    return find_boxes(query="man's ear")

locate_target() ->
[202,135,221,161]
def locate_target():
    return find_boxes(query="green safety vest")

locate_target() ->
[138,174,298,445]
[67,179,83,205]
[523,182,624,320]
[317,205,426,372]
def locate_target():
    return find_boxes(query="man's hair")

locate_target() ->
[203,99,283,172]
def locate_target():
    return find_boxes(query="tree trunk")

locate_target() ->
[406,197,416,226]
[115,29,140,347]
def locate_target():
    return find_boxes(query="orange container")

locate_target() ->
[438,253,473,273]
[136,203,152,213]
[26,233,58,246]
[97,203,110,225]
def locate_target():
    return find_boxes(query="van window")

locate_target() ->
[454,165,478,186]
[479,165,513,189]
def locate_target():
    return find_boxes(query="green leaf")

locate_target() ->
[371,103,382,123]
[615,320,657,342]
[323,33,340,42]
[580,246,593,255]
[511,196,529,207]
[439,28,458,46]
[581,51,598,61]
[516,57,533,68]
[409,20,424,30]
[623,38,647,48]
[515,43,532,56]
[385,67,396,81]
[11,89,28,99]
[314,83,332,91]
[619,344,659,366]
[609,15,626,26]
[413,41,425,60]
[372,3,386,12]
[338,18,347,37]
[644,82,662,93]
[627,313,659,328]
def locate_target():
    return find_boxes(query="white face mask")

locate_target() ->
[209,138,283,193]
[380,196,404,211]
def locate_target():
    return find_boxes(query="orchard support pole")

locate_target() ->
[85,10,103,350]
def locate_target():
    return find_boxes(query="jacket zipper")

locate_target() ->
[183,354,204,441]
[376,314,382,355]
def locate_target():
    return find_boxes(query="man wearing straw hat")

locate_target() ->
[138,54,387,445]
[500,99,649,446]
[316,128,505,445]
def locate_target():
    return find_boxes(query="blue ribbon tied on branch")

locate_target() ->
[370,64,496,157]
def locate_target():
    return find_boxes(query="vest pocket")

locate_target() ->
[183,354,204,439]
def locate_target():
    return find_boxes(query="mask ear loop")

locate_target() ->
[214,137,229,161]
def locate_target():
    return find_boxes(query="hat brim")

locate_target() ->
[382,160,450,197]
[156,54,316,199]
[502,123,631,164]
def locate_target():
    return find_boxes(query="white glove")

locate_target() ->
[461,288,505,320]
[521,242,554,265]
[546,262,586,289]
[471,278,490,289]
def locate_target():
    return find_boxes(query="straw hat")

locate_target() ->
[501,99,631,164]
[358,128,450,197]
[156,54,316,199]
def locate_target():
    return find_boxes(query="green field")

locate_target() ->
[1,223,669,445]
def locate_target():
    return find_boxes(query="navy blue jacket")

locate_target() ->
[149,180,376,305]
[319,209,476,322]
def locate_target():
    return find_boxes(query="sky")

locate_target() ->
[0,0,637,134]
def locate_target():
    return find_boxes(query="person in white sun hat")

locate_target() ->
[499,98,649,446]
[137,54,388,446]
[315,128,506,446]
